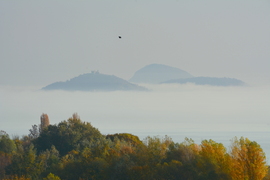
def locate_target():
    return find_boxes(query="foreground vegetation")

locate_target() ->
[0,114,269,180]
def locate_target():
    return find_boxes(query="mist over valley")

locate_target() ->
[1,83,270,158]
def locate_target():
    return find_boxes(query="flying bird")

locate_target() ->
[118,36,121,39]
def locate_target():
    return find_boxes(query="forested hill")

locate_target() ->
[42,72,147,91]
[162,77,245,86]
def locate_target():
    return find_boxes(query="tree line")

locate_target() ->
[0,113,269,180]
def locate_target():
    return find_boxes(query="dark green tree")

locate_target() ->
[34,114,102,156]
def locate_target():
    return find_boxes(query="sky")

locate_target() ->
[1,0,270,86]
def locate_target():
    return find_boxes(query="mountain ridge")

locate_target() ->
[42,64,246,91]
[129,63,245,86]
[161,76,245,86]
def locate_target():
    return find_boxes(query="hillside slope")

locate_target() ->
[42,72,147,91]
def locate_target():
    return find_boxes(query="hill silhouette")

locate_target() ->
[130,64,245,86]
[42,72,147,91]
[129,64,194,84]
[162,77,245,86]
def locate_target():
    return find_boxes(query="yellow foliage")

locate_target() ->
[198,139,232,177]
[43,173,61,180]
[230,137,268,180]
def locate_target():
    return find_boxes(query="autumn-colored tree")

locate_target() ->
[165,138,201,179]
[143,136,173,164]
[43,173,61,180]
[106,133,143,147]
[40,113,50,132]
[230,137,268,180]
[126,136,173,179]
[166,138,199,164]
[198,139,232,179]
[78,149,109,180]
[263,168,270,180]
[2,175,31,180]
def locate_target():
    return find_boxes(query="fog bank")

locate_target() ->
[1,84,270,157]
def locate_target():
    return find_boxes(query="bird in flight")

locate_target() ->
[118,36,121,39]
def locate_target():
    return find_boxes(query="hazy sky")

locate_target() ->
[1,0,270,86]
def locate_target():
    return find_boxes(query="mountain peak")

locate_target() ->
[129,64,194,84]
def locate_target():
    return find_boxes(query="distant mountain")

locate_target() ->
[42,72,147,91]
[161,77,245,86]
[129,64,194,84]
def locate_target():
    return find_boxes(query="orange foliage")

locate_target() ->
[2,175,31,180]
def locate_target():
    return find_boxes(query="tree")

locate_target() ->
[165,138,200,180]
[28,124,40,140]
[2,175,31,180]
[166,138,199,164]
[6,143,42,179]
[80,157,109,180]
[0,151,12,179]
[37,145,60,177]
[0,133,16,179]
[198,139,231,179]
[0,132,16,153]
[40,113,50,132]
[106,133,143,147]
[43,173,61,180]
[143,135,173,164]
[230,137,268,180]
